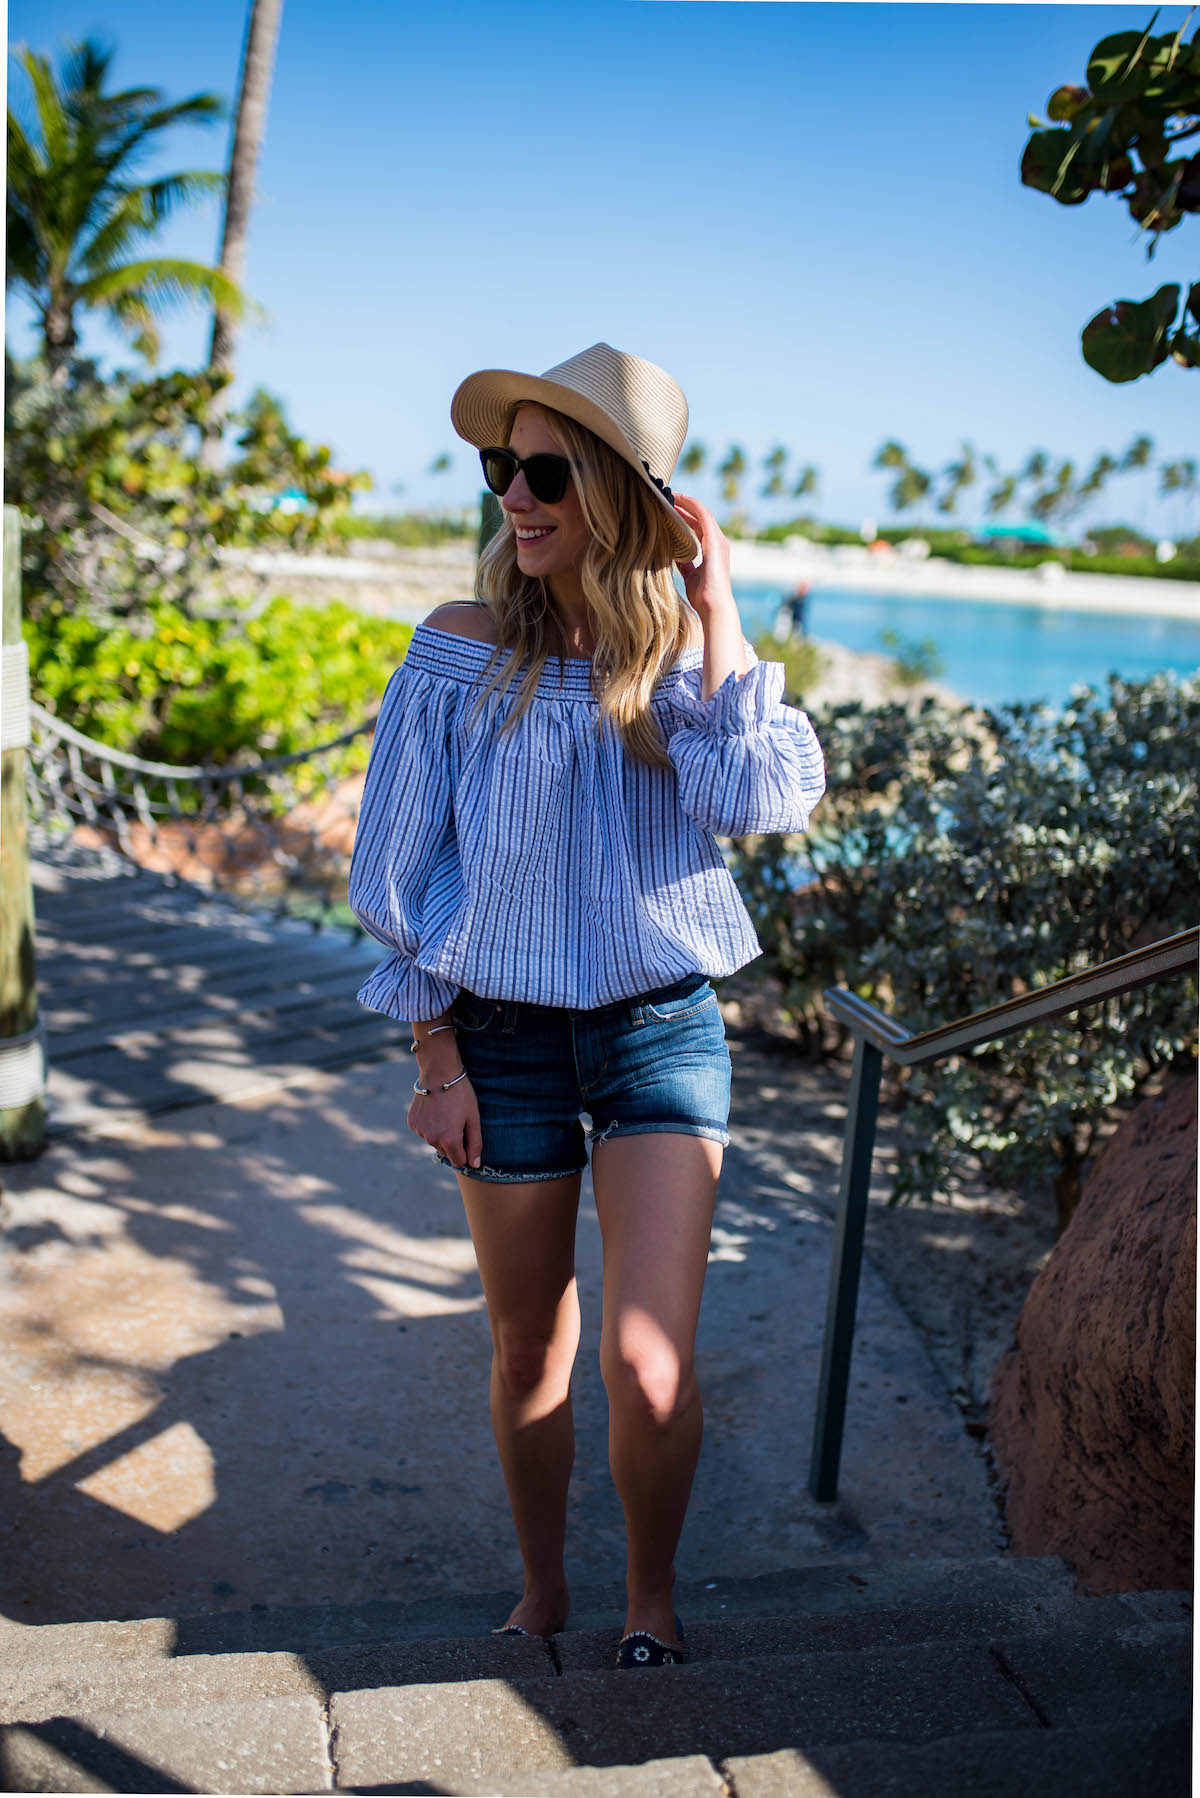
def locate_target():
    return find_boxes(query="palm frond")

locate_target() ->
[6,108,43,180]
[107,93,227,171]
[77,175,224,277]
[75,189,155,274]
[5,206,43,288]
[141,169,227,226]
[59,36,118,104]
[107,285,162,363]
[17,47,68,168]
[81,257,259,324]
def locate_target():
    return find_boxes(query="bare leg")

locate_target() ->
[591,1132,721,1647]
[457,1169,583,1635]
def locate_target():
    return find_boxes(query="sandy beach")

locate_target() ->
[218,535,1200,624]
[727,537,1200,620]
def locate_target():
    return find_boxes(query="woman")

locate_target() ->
[348,343,825,1668]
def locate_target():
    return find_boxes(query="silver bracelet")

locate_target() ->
[409,1021,456,1054]
[413,1066,468,1097]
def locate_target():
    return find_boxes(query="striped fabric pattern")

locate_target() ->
[348,622,826,1021]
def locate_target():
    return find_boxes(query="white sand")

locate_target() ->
[216,536,1200,626]
[728,537,1200,621]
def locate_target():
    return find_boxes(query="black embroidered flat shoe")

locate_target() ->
[615,1615,687,1669]
[491,1624,531,1637]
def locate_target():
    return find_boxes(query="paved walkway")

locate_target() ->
[0,856,1002,1628]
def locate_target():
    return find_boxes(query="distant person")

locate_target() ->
[772,580,809,642]
[349,344,826,1669]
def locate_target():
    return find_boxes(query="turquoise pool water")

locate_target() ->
[733,581,1200,710]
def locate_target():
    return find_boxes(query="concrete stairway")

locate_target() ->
[0,1555,1189,1795]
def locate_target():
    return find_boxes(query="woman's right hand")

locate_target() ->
[408,1058,483,1170]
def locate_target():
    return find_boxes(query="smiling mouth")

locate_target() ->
[515,526,556,542]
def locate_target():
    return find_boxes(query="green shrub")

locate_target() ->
[27,594,412,775]
[750,632,825,700]
[5,355,372,628]
[336,511,475,547]
[878,629,946,687]
[725,673,1199,1229]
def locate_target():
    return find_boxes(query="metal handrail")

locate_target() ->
[823,927,1199,1067]
[809,924,1200,1503]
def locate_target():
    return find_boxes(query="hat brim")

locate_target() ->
[451,367,702,566]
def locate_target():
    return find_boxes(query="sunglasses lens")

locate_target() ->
[525,456,569,505]
[480,449,515,496]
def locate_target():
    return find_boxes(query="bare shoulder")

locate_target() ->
[422,603,499,645]
[681,612,705,652]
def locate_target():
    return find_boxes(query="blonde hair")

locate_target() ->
[468,403,696,770]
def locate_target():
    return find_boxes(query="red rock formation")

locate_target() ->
[987,1071,1196,1593]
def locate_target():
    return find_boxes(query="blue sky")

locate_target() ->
[8,1,1199,537]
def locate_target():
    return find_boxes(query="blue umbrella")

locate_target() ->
[978,522,1061,546]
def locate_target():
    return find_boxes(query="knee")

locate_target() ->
[493,1324,569,1402]
[602,1339,697,1431]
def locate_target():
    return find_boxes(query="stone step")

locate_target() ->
[3,1589,1188,1726]
[0,1610,1188,1794]
[0,1696,327,1795]
[328,1722,1194,1798]
[0,1552,1087,1671]
[3,1715,1189,1797]
[327,1625,1191,1791]
[722,1720,1190,1798]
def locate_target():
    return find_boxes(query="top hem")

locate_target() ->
[403,622,707,701]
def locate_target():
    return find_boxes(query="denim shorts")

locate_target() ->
[433,971,732,1184]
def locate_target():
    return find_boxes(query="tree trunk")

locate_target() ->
[43,297,78,390]
[201,0,284,466]
[0,507,46,1159]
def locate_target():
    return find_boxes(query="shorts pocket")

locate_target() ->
[452,993,502,1034]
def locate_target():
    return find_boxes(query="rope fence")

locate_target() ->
[26,699,378,928]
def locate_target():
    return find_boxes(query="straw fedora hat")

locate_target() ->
[450,342,702,564]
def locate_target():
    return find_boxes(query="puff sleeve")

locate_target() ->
[665,639,826,836]
[348,657,461,1022]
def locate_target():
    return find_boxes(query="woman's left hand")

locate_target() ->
[671,493,738,619]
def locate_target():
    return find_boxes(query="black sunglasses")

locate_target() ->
[479,446,572,506]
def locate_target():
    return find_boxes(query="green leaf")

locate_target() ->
[1081,285,1180,382]
[1087,27,1157,105]
[1047,84,1092,122]
[1021,128,1094,204]
[1178,156,1200,214]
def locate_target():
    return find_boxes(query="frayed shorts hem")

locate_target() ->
[436,1121,729,1184]
[587,1120,730,1150]
[436,1155,588,1184]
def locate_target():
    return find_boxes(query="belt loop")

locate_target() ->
[625,999,642,1027]
[502,999,518,1033]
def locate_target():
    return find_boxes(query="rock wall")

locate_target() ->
[987,1071,1196,1593]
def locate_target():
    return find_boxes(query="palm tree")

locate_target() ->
[760,444,789,500]
[7,37,251,387]
[936,441,977,515]
[715,444,747,505]
[1119,433,1155,532]
[204,0,284,457]
[872,441,932,517]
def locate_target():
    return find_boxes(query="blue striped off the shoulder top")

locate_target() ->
[348,620,826,1020]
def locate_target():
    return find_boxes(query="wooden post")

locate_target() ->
[0,505,46,1158]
